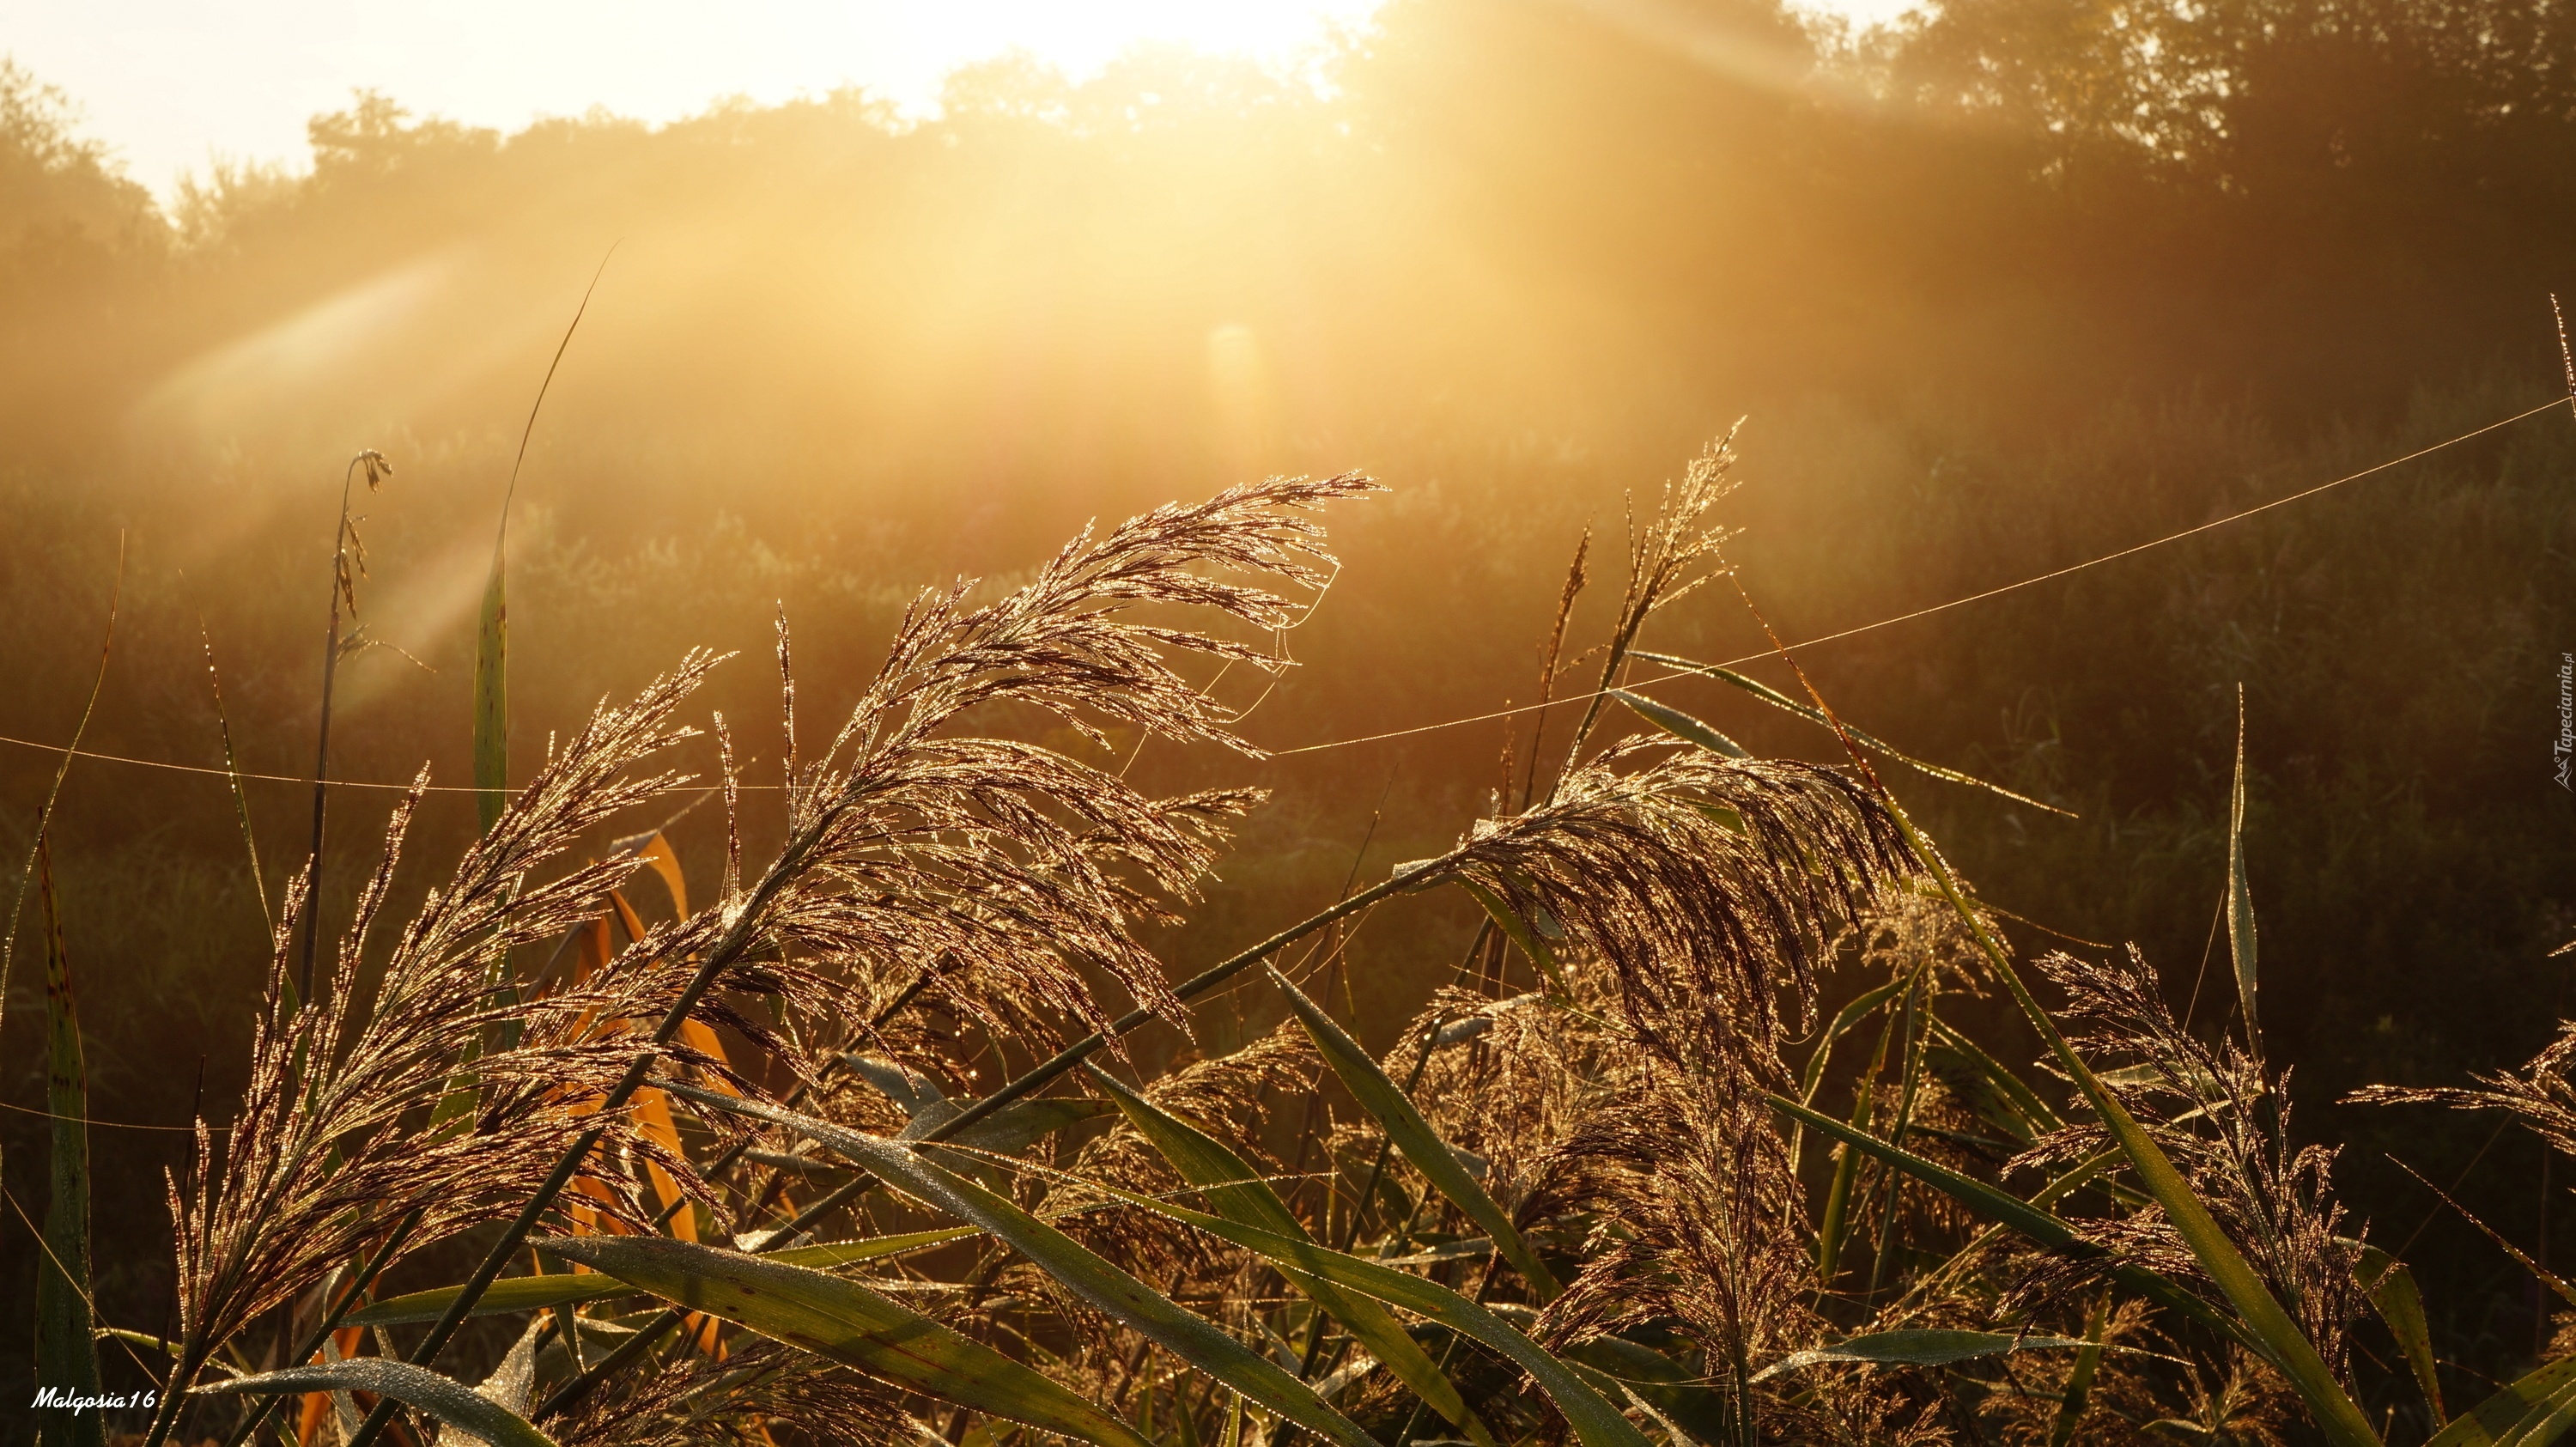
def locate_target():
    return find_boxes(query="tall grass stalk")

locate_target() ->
[196,620,269,927]
[474,249,614,836]
[1,536,118,1049]
[295,449,390,1007]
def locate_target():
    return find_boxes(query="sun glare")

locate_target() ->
[0,0,1385,201]
[897,1,1383,82]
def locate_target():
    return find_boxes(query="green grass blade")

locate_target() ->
[2357,1242,2445,1426]
[1812,1079,1874,1286]
[350,1273,627,1327]
[908,1097,1116,1154]
[1090,1185,1653,1447]
[847,1054,949,1115]
[1800,977,1910,1110]
[534,1234,1149,1447]
[1789,973,1909,1176]
[1630,653,2075,817]
[658,1082,1383,1447]
[1456,880,1571,1002]
[1862,980,1933,1301]
[1270,967,1561,1302]
[473,555,507,836]
[2427,1359,2576,1447]
[473,254,608,841]
[530,1249,587,1377]
[197,1359,555,1447]
[1753,1329,2093,1382]
[1475,1305,1728,1445]
[766,1231,982,1267]
[449,552,511,1129]
[855,1058,1115,1155]
[2227,687,2260,1050]
[1084,1066,1502,1447]
[2049,1292,2111,1447]
[346,1229,973,1325]
[1545,1332,1732,1446]
[34,846,105,1447]
[1766,1093,2257,1354]
[1886,1147,2121,1320]
[1818,982,1912,1285]
[1610,689,1750,758]
[1925,1016,2065,1137]
[4,546,119,1057]
[2501,1396,2576,1447]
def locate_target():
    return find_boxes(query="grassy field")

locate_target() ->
[3,372,2571,1444]
[5,3,2576,1440]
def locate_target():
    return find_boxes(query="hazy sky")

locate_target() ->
[3,0,1917,203]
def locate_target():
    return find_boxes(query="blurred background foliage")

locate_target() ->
[2,0,2573,1423]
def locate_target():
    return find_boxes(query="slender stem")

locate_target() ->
[298,461,364,1008]
[1815,987,1904,1292]
[1394,1336,1464,1447]
[1519,532,1590,811]
[1862,977,1928,1303]
[1278,955,1490,1447]
[138,1335,199,1447]
[1556,555,1656,789]
[346,1027,712,1447]
[143,1207,421,1447]
[1342,1035,1442,1252]
[1278,920,1496,1438]
[198,623,271,927]
[0,537,118,1012]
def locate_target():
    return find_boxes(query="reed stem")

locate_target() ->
[295,456,373,1010]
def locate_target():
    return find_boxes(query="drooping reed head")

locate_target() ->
[172,651,720,1359]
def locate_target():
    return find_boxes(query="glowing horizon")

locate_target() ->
[2,0,1923,207]
[0,1,1386,204]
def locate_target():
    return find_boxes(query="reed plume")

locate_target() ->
[2020,947,2365,1382]
[2351,1018,2576,1158]
[161,653,718,1428]
[732,474,1377,1064]
[1446,740,1913,1072]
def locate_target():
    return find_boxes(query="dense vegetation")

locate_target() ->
[3,1,2573,1440]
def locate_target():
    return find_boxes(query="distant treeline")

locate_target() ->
[4,0,2573,473]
